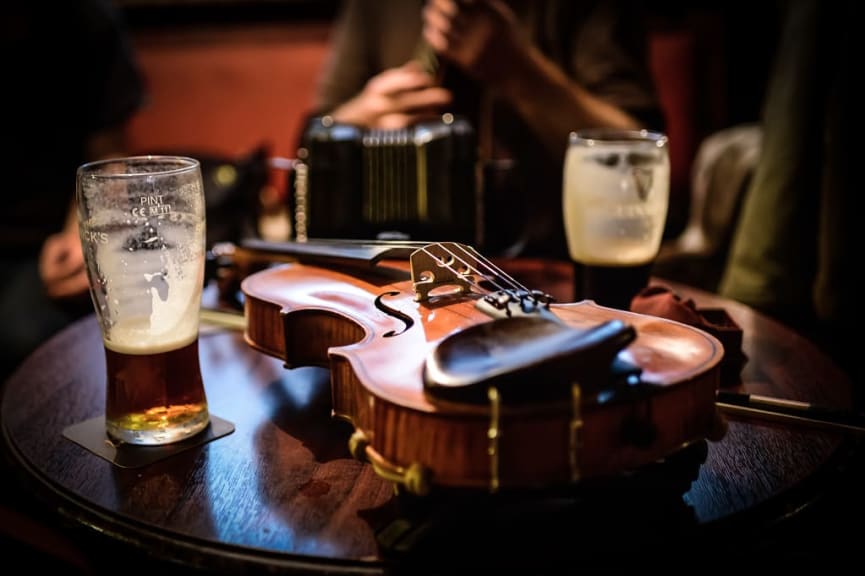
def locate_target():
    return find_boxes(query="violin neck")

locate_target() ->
[238,237,429,267]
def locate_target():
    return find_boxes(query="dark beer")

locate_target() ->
[104,339,209,445]
[563,129,669,312]
[572,260,652,310]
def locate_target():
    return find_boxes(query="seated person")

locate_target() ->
[309,0,664,257]
[717,0,855,381]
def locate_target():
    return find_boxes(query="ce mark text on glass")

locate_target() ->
[131,194,172,218]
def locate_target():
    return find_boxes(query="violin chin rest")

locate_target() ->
[422,316,639,404]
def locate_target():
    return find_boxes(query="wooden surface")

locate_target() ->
[1,259,858,572]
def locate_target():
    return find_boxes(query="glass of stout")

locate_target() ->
[562,129,670,310]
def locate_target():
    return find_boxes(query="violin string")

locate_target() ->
[450,245,527,293]
[419,243,529,295]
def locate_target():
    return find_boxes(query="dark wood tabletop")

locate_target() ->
[1,258,860,573]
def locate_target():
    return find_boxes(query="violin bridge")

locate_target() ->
[410,242,478,302]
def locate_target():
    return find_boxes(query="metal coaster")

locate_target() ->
[62,414,235,468]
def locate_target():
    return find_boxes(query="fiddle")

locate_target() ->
[240,240,725,495]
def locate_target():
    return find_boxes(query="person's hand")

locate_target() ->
[422,0,528,87]
[38,230,89,300]
[329,60,452,129]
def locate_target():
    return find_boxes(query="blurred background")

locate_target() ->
[114,0,780,245]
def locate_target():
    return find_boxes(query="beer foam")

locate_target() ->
[91,214,205,353]
[563,142,670,265]
[103,269,202,353]
[104,319,198,354]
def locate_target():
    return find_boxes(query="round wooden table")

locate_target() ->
[1,259,859,573]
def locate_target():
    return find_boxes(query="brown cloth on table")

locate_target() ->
[630,285,747,386]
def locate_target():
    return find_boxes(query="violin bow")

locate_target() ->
[716,391,865,434]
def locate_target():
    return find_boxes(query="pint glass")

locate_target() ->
[563,129,670,309]
[76,156,209,445]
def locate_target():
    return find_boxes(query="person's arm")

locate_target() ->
[39,0,144,302]
[498,39,643,156]
[327,60,453,129]
[314,0,452,129]
[39,124,130,301]
[422,0,647,157]
[39,209,88,301]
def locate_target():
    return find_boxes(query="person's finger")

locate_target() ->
[423,0,456,36]
[423,0,470,52]
[39,237,86,302]
[368,64,436,96]
[375,109,451,130]
[422,21,451,54]
[38,235,65,284]
[54,252,85,281]
[390,86,452,114]
[41,234,84,279]
[426,0,459,19]
[45,268,90,300]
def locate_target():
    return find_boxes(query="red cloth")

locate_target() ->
[629,285,704,326]
[630,284,747,386]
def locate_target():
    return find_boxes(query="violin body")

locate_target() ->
[241,243,724,494]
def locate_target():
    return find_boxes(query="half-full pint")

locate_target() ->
[563,129,670,309]
[77,156,209,445]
